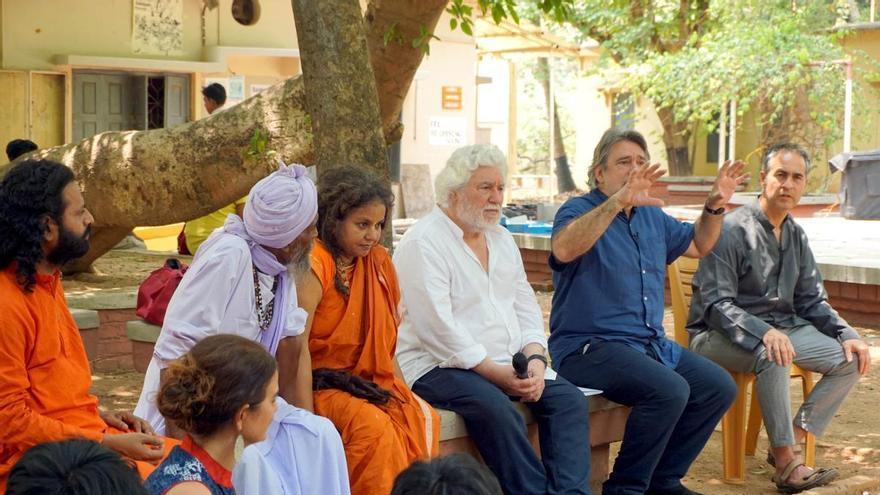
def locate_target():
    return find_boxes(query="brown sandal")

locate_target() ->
[767,445,803,467]
[772,457,839,494]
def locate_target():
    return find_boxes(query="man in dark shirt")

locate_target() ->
[688,143,870,492]
[550,128,747,495]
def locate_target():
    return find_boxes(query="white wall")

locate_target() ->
[399,13,477,182]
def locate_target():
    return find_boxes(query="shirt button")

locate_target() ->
[643,296,648,301]
[642,270,646,274]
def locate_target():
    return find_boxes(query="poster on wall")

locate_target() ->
[132,0,184,56]
[428,116,466,146]
[228,75,245,100]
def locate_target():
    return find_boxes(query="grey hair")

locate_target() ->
[435,144,508,207]
[587,128,650,189]
[762,143,811,173]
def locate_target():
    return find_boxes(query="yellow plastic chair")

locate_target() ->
[667,257,815,484]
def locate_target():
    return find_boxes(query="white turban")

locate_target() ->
[243,162,318,248]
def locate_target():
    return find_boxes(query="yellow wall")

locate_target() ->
[0,71,27,150]
[840,28,880,152]
[1,0,297,70]
[0,0,301,144]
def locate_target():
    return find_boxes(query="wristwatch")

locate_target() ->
[704,203,725,215]
[527,354,548,366]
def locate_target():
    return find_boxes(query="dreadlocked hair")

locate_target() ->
[312,368,393,406]
[316,165,394,299]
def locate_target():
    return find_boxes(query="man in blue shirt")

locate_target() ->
[549,128,746,495]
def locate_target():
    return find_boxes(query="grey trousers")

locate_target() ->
[691,324,861,447]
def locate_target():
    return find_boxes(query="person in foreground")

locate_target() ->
[0,160,165,491]
[391,453,503,495]
[688,143,870,493]
[7,439,148,495]
[285,165,438,495]
[395,144,591,495]
[144,334,278,495]
[549,129,747,495]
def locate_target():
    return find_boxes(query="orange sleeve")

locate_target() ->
[0,301,104,448]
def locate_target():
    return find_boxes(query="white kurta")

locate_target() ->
[393,208,548,386]
[233,398,350,495]
[133,233,306,434]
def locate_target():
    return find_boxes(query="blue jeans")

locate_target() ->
[413,367,592,495]
[558,341,736,495]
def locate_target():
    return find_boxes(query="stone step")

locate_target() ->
[70,308,99,330]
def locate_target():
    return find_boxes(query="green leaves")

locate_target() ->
[412,25,440,54]
[247,128,269,157]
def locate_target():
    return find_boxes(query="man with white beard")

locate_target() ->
[393,145,592,495]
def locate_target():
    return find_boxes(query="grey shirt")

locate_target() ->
[687,200,859,351]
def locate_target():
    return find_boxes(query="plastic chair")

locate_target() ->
[667,257,815,484]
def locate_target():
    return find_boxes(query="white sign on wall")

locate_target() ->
[132,0,183,55]
[428,116,466,146]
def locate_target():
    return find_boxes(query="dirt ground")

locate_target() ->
[62,247,191,293]
[85,251,880,494]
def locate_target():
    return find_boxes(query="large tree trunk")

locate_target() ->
[656,106,692,176]
[536,57,576,193]
[365,0,449,143]
[292,0,388,179]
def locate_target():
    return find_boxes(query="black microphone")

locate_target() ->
[512,352,529,379]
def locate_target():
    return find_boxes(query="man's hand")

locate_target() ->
[706,160,750,209]
[614,163,666,209]
[102,433,164,464]
[842,339,871,375]
[762,329,796,367]
[100,410,156,435]
[521,358,547,403]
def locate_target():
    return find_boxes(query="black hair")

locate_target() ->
[312,368,393,406]
[391,453,503,495]
[761,142,811,174]
[6,439,148,495]
[201,83,227,106]
[316,165,394,298]
[0,160,76,292]
[6,139,38,162]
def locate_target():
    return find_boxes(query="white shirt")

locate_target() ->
[233,398,350,495]
[393,208,548,386]
[134,234,306,434]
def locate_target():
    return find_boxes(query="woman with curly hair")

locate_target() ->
[281,165,439,495]
[144,334,278,495]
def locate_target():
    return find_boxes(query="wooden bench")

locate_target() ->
[71,308,100,360]
[126,319,628,489]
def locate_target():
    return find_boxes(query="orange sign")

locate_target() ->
[442,86,462,110]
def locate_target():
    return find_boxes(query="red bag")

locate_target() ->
[136,258,188,326]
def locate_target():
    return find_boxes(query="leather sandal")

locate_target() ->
[767,445,803,467]
[772,457,839,494]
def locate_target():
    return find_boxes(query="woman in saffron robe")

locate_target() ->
[294,166,439,495]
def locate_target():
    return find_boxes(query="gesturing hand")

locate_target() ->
[707,160,750,209]
[615,163,666,209]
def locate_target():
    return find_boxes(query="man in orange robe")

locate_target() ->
[0,159,171,491]
[281,166,439,495]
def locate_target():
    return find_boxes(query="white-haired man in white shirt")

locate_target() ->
[394,144,592,495]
